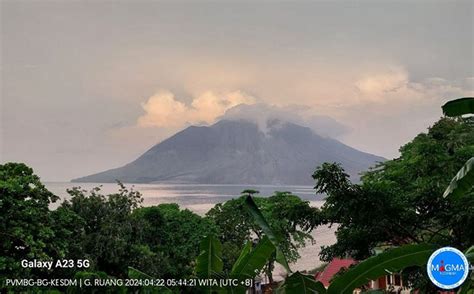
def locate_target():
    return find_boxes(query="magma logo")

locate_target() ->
[427,247,469,289]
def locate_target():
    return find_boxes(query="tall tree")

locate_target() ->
[313,117,474,262]
[58,184,143,277]
[312,117,474,288]
[0,163,60,279]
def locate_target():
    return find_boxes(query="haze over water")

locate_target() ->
[45,182,323,214]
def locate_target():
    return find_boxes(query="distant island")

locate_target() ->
[72,119,385,185]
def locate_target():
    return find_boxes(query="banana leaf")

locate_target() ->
[230,236,276,280]
[277,271,326,294]
[443,157,474,199]
[195,235,224,278]
[442,97,474,116]
[457,277,473,294]
[459,247,474,293]
[244,195,291,273]
[466,246,474,262]
[231,241,252,274]
[327,244,436,294]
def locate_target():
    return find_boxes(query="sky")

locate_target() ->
[1,0,473,181]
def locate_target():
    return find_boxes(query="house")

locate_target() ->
[314,258,357,287]
[314,258,412,293]
[359,274,409,293]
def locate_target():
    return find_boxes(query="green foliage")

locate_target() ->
[231,242,252,274]
[458,274,474,294]
[134,204,217,279]
[458,247,474,293]
[0,163,61,281]
[313,117,474,262]
[1,164,218,291]
[223,194,328,294]
[230,236,275,280]
[444,157,474,199]
[207,192,318,283]
[276,272,326,294]
[244,195,291,273]
[195,196,319,293]
[58,184,143,277]
[129,206,168,278]
[310,101,474,290]
[465,245,474,260]
[54,190,217,281]
[442,97,474,116]
[326,244,436,294]
[128,266,153,279]
[206,197,257,271]
[3,98,473,292]
[195,235,224,279]
[241,189,259,196]
[193,235,278,294]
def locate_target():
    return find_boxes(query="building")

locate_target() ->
[314,258,357,287]
[314,258,412,293]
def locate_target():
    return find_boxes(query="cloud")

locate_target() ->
[334,69,474,159]
[351,66,474,107]
[137,90,256,128]
[221,103,350,138]
[136,93,350,139]
[132,65,472,161]
[355,67,409,101]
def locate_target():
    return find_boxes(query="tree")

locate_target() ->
[313,117,474,263]
[194,234,276,294]
[243,194,325,293]
[58,183,143,278]
[0,163,62,281]
[129,206,168,278]
[58,188,216,280]
[206,197,259,272]
[240,193,473,293]
[206,191,319,283]
[200,99,474,293]
[134,203,217,279]
[312,117,473,290]
[241,189,260,197]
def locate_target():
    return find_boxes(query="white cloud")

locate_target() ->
[355,67,409,101]
[335,69,474,159]
[137,90,256,128]
[221,103,349,138]
[351,67,473,108]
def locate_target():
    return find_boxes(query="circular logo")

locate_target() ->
[427,247,469,289]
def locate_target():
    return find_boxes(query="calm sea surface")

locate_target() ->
[45,182,324,214]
